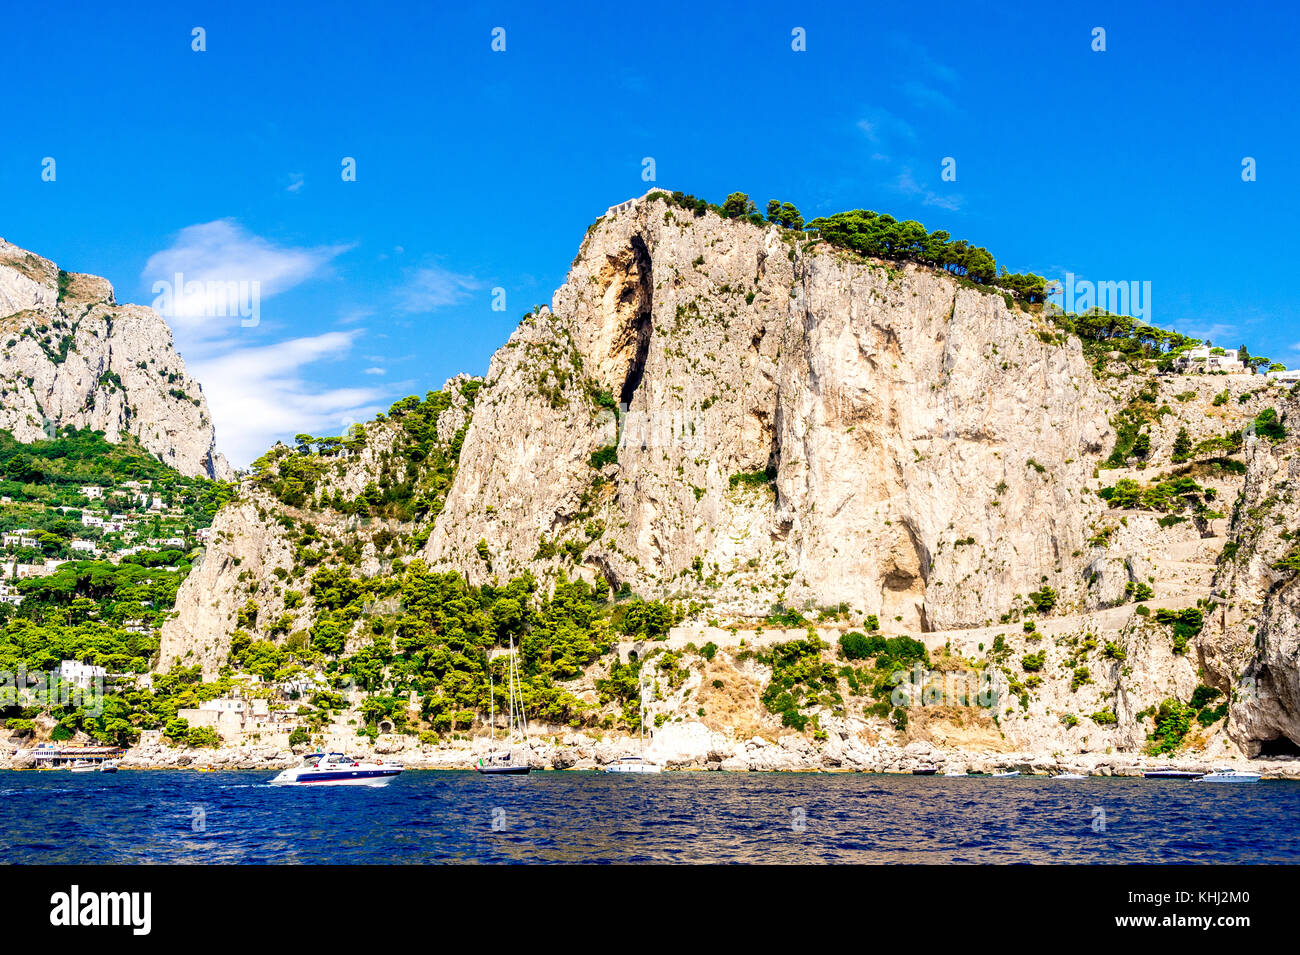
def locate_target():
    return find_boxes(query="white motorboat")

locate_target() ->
[604,668,661,775]
[605,756,662,775]
[68,760,100,773]
[943,770,966,777]
[991,770,1020,778]
[270,753,402,787]
[99,759,119,774]
[1200,767,1261,783]
[1053,773,1087,779]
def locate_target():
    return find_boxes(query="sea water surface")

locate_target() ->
[1,770,1297,864]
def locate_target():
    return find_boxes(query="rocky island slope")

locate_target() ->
[0,237,228,480]
[6,192,1300,775]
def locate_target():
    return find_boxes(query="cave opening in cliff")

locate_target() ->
[618,234,654,408]
[1257,736,1300,757]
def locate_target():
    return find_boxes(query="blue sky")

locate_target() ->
[3,0,1297,465]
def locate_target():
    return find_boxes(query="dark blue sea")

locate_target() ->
[2,770,1297,864]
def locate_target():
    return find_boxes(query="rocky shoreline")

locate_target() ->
[7,720,1300,778]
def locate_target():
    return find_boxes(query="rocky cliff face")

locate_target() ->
[158,378,478,676]
[1199,396,1300,755]
[425,192,1113,630]
[152,190,1300,767]
[0,237,228,479]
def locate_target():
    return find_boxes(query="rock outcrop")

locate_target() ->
[158,378,479,676]
[1199,397,1300,755]
[425,192,1113,629]
[0,237,228,479]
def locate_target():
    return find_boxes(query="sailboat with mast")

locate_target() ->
[604,666,662,774]
[476,635,532,775]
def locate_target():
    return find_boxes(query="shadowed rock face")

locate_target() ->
[1200,407,1300,753]
[0,237,229,479]
[424,192,1114,630]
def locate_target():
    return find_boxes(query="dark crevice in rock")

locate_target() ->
[618,234,654,408]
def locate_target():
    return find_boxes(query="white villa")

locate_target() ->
[1173,346,1247,374]
[58,660,106,688]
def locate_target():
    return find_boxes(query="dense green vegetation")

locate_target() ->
[1146,698,1196,755]
[806,210,1047,301]
[0,429,232,558]
[1050,310,1199,367]
[0,427,240,745]
[650,189,1047,301]
[760,637,837,731]
[251,381,478,519]
[652,190,804,230]
[1098,476,1216,514]
[298,561,683,734]
[833,632,930,729]
[1153,607,1204,655]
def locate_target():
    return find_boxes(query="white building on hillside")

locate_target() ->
[58,660,106,688]
[1173,346,1247,374]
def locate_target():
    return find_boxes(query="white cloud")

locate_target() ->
[364,366,386,375]
[141,220,350,340]
[890,35,959,85]
[187,331,386,468]
[901,80,955,112]
[856,107,916,148]
[337,307,374,326]
[397,264,480,313]
[286,173,304,193]
[1182,322,1238,347]
[895,168,963,212]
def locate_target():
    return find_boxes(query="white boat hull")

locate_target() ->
[604,762,662,774]
[271,772,400,787]
[270,759,403,787]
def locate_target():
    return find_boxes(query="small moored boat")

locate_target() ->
[605,755,662,775]
[477,635,533,776]
[603,668,661,775]
[476,753,531,775]
[1200,768,1261,783]
[1053,772,1087,779]
[991,770,1020,778]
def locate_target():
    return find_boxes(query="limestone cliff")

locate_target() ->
[158,377,479,676]
[425,192,1113,630]
[152,190,1300,767]
[0,237,228,479]
[1198,394,1300,755]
